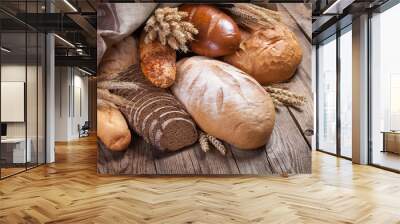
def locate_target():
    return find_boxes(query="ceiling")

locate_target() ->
[311,0,391,44]
[0,0,96,74]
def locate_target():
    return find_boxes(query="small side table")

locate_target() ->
[381,131,400,154]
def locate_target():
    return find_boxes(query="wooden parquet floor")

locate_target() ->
[1,135,400,224]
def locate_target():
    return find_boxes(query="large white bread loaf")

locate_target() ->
[172,56,275,150]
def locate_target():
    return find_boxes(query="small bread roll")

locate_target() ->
[97,105,131,151]
[139,31,176,88]
[224,26,302,84]
[180,4,241,57]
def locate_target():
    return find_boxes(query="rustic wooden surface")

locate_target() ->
[98,4,313,175]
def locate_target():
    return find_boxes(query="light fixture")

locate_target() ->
[1,47,11,53]
[63,0,78,12]
[77,67,93,76]
[54,34,75,48]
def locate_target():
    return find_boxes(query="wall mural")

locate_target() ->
[96,3,312,175]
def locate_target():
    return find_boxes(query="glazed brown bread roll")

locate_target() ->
[97,105,131,151]
[172,56,275,150]
[180,4,241,57]
[224,26,302,84]
[139,31,176,88]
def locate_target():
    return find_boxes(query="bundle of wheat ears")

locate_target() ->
[144,7,198,52]
[199,131,227,156]
[264,86,306,108]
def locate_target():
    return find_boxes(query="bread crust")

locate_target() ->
[139,32,176,88]
[172,56,275,150]
[97,106,131,151]
[180,4,241,57]
[224,26,303,85]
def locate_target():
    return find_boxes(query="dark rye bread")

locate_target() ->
[151,110,196,150]
[113,65,198,151]
[159,118,197,151]
[149,109,190,145]
[147,106,182,144]
[137,98,182,141]
[141,105,177,142]
[134,94,181,129]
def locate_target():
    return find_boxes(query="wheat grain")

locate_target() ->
[207,135,227,156]
[144,7,198,52]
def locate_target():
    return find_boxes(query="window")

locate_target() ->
[370,2,400,171]
[0,1,46,179]
[317,35,337,154]
[316,25,353,159]
[339,26,352,158]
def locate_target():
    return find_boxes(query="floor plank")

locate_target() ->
[1,136,400,223]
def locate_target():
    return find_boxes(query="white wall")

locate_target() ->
[54,67,89,141]
[1,65,42,138]
[54,66,69,141]
[77,72,89,138]
[1,63,46,164]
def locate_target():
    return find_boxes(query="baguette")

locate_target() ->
[97,105,131,151]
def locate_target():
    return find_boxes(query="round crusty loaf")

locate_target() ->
[180,4,241,57]
[223,26,302,84]
[172,56,275,150]
[97,105,131,151]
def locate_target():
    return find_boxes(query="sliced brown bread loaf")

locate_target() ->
[134,94,180,129]
[113,65,198,151]
[137,98,182,141]
[151,111,196,150]
[147,106,183,144]
[159,118,197,150]
[141,105,177,142]
[150,110,190,145]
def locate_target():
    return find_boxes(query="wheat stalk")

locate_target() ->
[207,135,227,156]
[198,130,227,156]
[225,3,282,31]
[264,86,306,108]
[144,7,198,52]
[199,131,210,153]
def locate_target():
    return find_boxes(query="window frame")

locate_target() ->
[367,0,400,173]
[315,24,353,161]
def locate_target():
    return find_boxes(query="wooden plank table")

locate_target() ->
[98,3,313,175]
